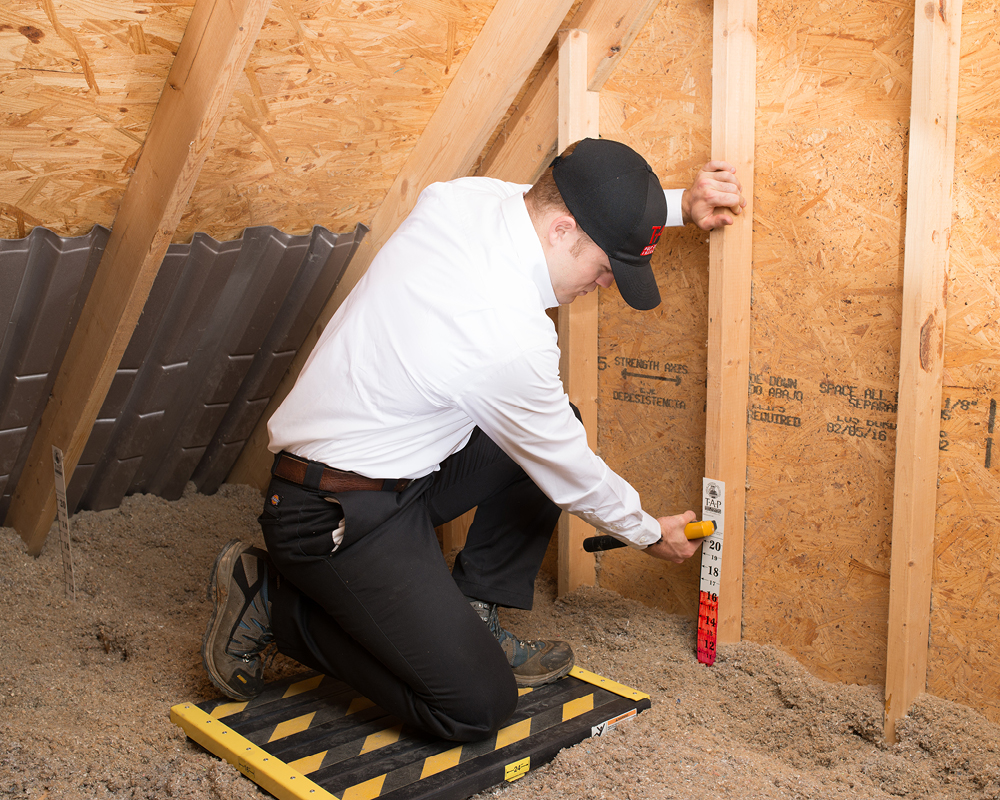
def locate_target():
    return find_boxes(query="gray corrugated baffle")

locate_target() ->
[0,225,107,521]
[0,223,366,522]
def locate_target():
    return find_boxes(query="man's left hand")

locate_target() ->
[681,161,746,231]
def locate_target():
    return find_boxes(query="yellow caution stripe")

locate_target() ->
[495,717,532,749]
[270,711,317,743]
[285,674,325,698]
[360,725,403,754]
[210,700,248,719]
[561,693,594,721]
[170,703,339,800]
[342,774,386,800]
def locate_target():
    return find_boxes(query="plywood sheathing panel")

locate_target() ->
[0,0,497,242]
[0,1,189,239]
[595,0,714,617]
[926,0,1000,722]
[177,0,502,242]
[743,1,913,686]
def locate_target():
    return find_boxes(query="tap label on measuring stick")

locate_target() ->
[697,478,725,665]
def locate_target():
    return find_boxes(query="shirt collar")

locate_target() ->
[500,191,559,310]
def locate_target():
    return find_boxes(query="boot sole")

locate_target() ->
[201,539,255,700]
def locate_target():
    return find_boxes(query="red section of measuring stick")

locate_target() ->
[697,590,718,665]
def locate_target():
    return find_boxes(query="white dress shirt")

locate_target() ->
[268,178,684,548]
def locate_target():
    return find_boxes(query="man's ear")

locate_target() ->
[548,214,578,247]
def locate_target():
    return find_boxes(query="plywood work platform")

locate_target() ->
[171,667,650,800]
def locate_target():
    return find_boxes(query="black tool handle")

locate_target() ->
[583,535,628,552]
[584,521,716,552]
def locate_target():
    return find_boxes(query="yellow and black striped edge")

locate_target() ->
[568,666,650,702]
[170,702,337,800]
[173,669,650,800]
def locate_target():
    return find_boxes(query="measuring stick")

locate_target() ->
[580,485,725,664]
[52,446,76,601]
[697,478,725,665]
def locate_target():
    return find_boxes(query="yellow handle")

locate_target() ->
[684,520,717,540]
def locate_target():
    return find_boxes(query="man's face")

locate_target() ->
[548,230,615,305]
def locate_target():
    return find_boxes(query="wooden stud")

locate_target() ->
[557,29,601,597]
[705,0,756,643]
[441,508,475,555]
[228,0,578,492]
[6,0,273,555]
[884,0,963,744]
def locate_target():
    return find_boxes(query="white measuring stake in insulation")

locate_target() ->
[697,477,725,664]
[52,445,76,601]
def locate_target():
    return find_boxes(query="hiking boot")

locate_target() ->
[468,599,575,688]
[202,540,274,700]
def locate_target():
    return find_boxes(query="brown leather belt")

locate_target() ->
[273,453,411,493]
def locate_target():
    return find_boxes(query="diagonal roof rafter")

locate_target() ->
[8,0,274,554]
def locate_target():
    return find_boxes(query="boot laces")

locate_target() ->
[468,599,543,666]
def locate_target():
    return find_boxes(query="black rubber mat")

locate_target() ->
[171,666,650,800]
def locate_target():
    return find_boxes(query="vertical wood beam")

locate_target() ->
[441,508,475,554]
[228,0,576,493]
[705,0,756,643]
[7,0,273,555]
[557,29,601,596]
[884,0,962,744]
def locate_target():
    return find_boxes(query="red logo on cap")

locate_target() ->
[641,225,663,257]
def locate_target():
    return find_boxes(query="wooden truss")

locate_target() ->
[7,0,961,743]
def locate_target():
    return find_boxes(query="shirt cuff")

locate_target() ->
[616,510,662,548]
[664,188,685,228]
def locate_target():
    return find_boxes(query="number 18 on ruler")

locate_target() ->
[697,478,725,665]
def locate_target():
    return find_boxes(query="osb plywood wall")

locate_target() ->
[596,0,714,619]
[928,2,1000,720]
[597,0,1000,722]
[0,0,496,242]
[742,0,912,689]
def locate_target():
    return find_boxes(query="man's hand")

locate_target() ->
[643,510,701,563]
[681,161,746,231]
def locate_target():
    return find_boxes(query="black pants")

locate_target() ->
[258,427,562,741]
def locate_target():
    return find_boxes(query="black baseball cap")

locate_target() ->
[551,138,667,310]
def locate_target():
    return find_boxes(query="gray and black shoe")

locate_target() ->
[202,539,274,700]
[469,599,575,688]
